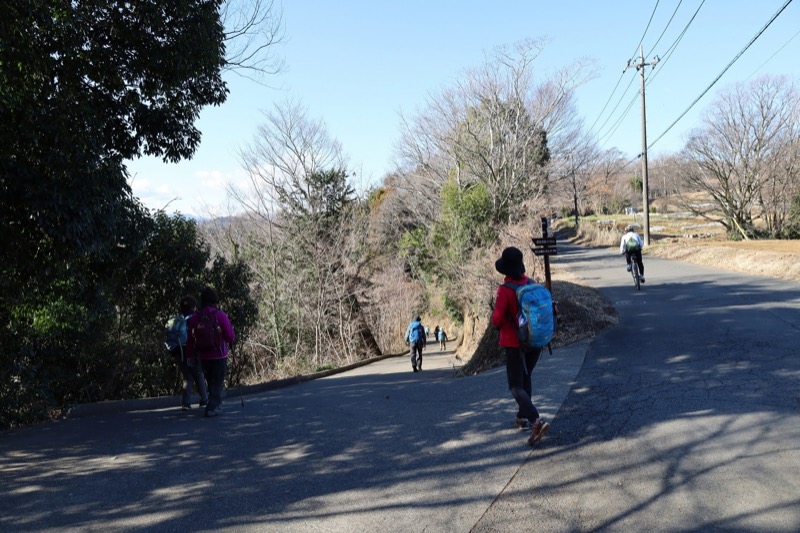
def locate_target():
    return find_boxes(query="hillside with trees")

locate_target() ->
[3,4,799,429]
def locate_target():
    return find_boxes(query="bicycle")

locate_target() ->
[622,252,641,291]
[629,259,641,291]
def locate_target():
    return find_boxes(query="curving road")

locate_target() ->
[475,244,800,532]
[2,244,799,532]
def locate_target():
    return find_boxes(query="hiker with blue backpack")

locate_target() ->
[405,315,427,372]
[491,246,554,446]
[437,328,448,350]
[165,296,208,411]
[186,287,235,417]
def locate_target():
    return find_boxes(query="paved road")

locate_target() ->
[475,244,800,532]
[2,244,800,532]
[0,337,588,532]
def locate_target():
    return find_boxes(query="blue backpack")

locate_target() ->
[503,280,555,349]
[164,314,187,351]
[408,322,425,345]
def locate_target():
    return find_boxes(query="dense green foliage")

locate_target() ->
[0,208,258,428]
[0,2,260,428]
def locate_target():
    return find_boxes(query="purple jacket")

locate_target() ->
[186,306,235,360]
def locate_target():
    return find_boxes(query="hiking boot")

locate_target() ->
[205,407,223,417]
[528,419,550,445]
[514,418,529,430]
[412,367,418,372]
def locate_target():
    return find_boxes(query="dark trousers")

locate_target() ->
[178,357,207,407]
[410,342,424,369]
[625,249,644,275]
[201,358,228,413]
[505,346,542,422]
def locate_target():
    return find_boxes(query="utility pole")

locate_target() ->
[626,46,658,246]
[570,153,578,227]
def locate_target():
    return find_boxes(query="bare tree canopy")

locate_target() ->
[226,102,386,372]
[222,0,285,80]
[681,75,800,239]
[396,38,594,226]
[235,100,346,220]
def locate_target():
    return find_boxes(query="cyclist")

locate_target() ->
[620,224,645,283]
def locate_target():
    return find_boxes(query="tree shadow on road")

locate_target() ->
[481,276,800,531]
[0,355,539,532]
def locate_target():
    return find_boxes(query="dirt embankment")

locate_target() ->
[458,268,618,376]
[647,241,800,283]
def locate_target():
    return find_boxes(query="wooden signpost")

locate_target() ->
[532,217,557,291]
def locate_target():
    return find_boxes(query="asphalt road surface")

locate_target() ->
[2,244,799,532]
[474,244,800,532]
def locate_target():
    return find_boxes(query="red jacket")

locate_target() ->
[491,275,533,348]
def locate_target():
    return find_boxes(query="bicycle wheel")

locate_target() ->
[632,263,640,291]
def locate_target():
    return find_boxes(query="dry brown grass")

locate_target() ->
[647,241,800,283]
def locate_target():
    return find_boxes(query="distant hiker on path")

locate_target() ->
[405,315,426,372]
[433,325,440,343]
[186,287,235,417]
[492,247,550,446]
[438,328,448,351]
[165,296,208,411]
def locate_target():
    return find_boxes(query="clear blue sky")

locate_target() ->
[127,0,800,218]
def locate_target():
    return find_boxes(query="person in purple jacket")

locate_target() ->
[186,287,235,417]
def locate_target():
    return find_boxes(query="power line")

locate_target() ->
[593,75,637,142]
[645,0,684,58]
[632,0,661,58]
[598,92,639,148]
[746,26,800,79]
[646,0,707,88]
[587,1,662,139]
[648,0,794,150]
[596,2,693,152]
[592,1,694,147]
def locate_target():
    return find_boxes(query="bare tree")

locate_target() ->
[396,38,594,226]
[221,0,285,80]
[649,153,689,200]
[230,102,382,374]
[681,75,800,239]
[548,128,601,222]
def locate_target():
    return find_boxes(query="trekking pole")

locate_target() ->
[231,344,244,408]
[236,351,244,408]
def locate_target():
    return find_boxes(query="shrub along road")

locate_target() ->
[2,244,799,531]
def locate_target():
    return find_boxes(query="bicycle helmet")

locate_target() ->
[625,224,637,232]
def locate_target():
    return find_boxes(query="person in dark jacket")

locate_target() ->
[173,296,208,411]
[186,287,235,417]
[491,247,549,446]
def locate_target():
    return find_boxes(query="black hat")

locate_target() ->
[495,247,525,277]
[200,287,219,307]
